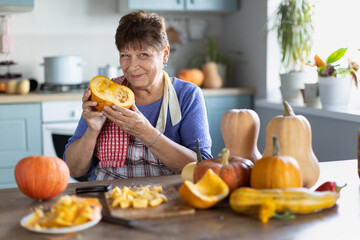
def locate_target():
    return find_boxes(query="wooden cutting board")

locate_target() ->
[105,184,195,220]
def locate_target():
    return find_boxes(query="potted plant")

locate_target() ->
[313,48,359,110]
[189,36,244,88]
[271,0,315,103]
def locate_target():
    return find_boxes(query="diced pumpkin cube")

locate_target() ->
[132,198,149,208]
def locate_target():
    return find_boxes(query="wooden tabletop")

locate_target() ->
[1,160,360,240]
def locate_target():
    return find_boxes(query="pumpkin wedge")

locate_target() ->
[178,169,229,209]
[90,75,135,111]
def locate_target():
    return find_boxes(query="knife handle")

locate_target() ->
[75,185,112,194]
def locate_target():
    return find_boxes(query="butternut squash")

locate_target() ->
[221,109,261,163]
[202,62,222,88]
[262,101,320,188]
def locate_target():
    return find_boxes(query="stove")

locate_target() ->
[39,82,89,94]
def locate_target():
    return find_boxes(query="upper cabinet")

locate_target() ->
[118,0,239,13]
[0,0,34,14]
[127,0,184,11]
[185,0,238,11]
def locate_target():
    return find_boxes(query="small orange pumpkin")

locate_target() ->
[90,75,135,111]
[250,136,302,189]
[193,148,254,192]
[176,68,204,86]
[14,156,70,200]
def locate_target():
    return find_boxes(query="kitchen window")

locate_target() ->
[266,0,360,110]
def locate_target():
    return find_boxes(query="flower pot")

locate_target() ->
[304,83,321,108]
[280,72,309,104]
[318,76,352,110]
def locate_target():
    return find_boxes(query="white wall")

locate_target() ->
[4,0,225,84]
[223,0,268,98]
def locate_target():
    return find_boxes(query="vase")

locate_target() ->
[304,83,321,108]
[318,76,352,110]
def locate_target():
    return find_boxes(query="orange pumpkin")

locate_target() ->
[90,75,135,111]
[221,109,262,163]
[14,156,70,200]
[176,68,204,86]
[250,136,302,189]
[193,148,254,192]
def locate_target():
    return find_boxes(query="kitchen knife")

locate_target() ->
[101,212,162,233]
[75,185,113,194]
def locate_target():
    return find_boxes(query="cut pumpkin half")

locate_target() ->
[178,169,229,209]
[90,75,135,111]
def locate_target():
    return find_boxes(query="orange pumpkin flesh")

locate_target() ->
[193,148,254,192]
[177,68,204,86]
[90,75,135,111]
[251,136,302,189]
[14,156,70,200]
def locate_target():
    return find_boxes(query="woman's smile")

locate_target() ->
[131,73,145,79]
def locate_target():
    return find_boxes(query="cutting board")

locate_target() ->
[105,184,195,220]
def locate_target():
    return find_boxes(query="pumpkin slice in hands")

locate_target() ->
[178,169,229,209]
[90,75,135,111]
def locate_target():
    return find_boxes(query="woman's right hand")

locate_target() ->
[82,88,106,132]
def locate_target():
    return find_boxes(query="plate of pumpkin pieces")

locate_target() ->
[20,195,102,234]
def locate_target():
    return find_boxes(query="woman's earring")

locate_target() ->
[163,63,168,69]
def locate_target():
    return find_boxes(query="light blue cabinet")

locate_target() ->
[0,0,33,6]
[120,0,239,12]
[185,0,238,11]
[204,94,252,157]
[0,103,42,189]
[128,0,184,11]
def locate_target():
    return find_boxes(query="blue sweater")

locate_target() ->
[64,77,213,180]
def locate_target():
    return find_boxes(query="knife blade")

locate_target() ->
[101,212,162,233]
[75,185,113,194]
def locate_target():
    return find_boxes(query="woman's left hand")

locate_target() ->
[102,103,154,140]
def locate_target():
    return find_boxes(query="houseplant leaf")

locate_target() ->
[326,48,347,65]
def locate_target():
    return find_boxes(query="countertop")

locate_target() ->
[0,88,254,104]
[1,160,359,239]
[255,98,360,123]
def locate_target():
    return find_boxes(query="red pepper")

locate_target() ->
[315,181,346,193]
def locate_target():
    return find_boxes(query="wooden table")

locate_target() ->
[1,160,360,240]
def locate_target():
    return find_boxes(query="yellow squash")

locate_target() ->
[229,187,339,222]
[262,101,320,188]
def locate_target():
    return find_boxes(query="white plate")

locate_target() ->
[20,212,101,234]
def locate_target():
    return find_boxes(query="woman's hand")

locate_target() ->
[103,103,155,141]
[82,88,106,132]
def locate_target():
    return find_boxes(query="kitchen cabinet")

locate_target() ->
[204,94,252,157]
[118,0,239,12]
[0,0,33,6]
[0,103,42,189]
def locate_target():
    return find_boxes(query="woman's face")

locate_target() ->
[119,45,169,91]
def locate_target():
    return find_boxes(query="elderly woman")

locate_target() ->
[64,10,212,181]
